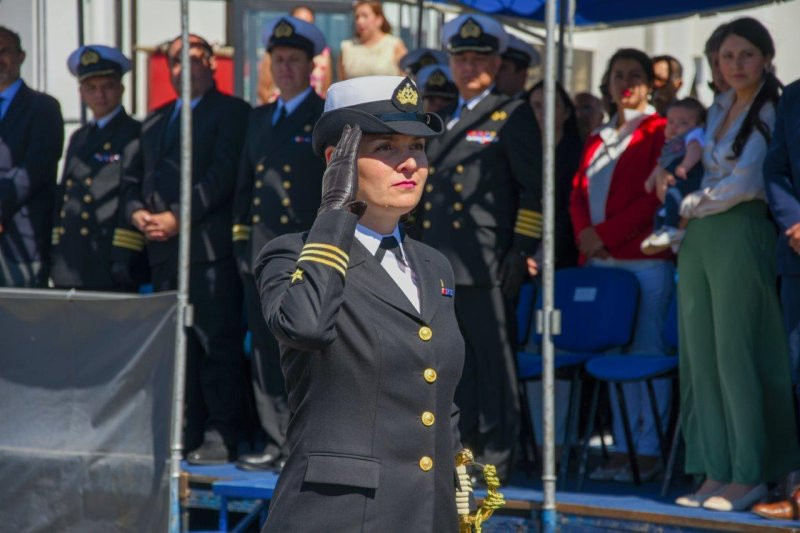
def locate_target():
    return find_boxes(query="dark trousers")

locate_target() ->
[454,284,520,481]
[781,274,800,385]
[151,257,245,451]
[243,272,289,457]
[656,164,703,230]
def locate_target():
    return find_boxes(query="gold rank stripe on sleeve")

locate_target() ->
[514,209,543,239]
[232,224,252,242]
[297,242,349,277]
[51,226,63,246]
[112,228,146,252]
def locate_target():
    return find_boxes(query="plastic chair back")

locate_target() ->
[535,266,640,353]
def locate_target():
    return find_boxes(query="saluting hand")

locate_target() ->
[318,124,367,218]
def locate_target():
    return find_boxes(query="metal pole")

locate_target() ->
[77,0,87,125]
[114,0,123,49]
[564,0,576,93]
[130,0,138,115]
[541,0,558,531]
[168,1,193,531]
[557,0,566,83]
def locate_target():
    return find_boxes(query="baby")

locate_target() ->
[641,97,706,254]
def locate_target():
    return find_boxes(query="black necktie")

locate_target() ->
[273,106,287,126]
[375,236,405,265]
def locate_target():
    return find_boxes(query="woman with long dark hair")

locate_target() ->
[570,48,673,482]
[676,17,800,511]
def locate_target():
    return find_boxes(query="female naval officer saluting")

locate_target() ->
[254,75,466,532]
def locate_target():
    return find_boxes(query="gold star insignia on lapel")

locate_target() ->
[290,268,304,284]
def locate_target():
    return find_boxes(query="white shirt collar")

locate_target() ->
[277,86,313,118]
[93,105,123,129]
[354,223,406,261]
[457,85,493,112]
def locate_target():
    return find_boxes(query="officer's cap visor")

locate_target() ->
[312,106,443,156]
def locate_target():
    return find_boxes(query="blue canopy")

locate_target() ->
[432,0,776,28]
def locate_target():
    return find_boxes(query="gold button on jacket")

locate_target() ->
[421,411,435,426]
[423,368,437,383]
[418,326,432,341]
[419,456,433,471]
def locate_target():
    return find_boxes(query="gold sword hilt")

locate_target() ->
[455,449,506,533]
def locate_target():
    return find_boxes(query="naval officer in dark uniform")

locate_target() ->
[232,16,327,471]
[255,76,465,532]
[0,26,64,287]
[122,34,251,463]
[51,45,148,291]
[496,34,540,98]
[416,14,543,481]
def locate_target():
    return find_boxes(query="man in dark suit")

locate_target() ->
[123,34,250,463]
[416,14,543,481]
[0,26,64,287]
[232,16,326,471]
[51,45,147,291]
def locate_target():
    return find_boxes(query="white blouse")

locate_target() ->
[680,89,775,219]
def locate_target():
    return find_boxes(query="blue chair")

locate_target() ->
[516,267,640,487]
[577,288,679,490]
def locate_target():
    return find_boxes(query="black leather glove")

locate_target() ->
[111,261,135,290]
[318,124,367,218]
[498,248,529,300]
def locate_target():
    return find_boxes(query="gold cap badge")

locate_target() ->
[459,18,482,39]
[275,20,294,38]
[428,70,446,87]
[395,81,419,107]
[80,50,100,66]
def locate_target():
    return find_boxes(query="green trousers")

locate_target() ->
[678,201,800,484]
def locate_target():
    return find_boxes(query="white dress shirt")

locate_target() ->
[355,224,421,313]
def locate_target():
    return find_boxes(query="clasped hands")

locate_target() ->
[787,222,800,256]
[131,209,179,241]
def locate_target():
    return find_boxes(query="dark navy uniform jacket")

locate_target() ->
[122,87,250,267]
[232,91,325,274]
[765,79,800,276]
[0,81,64,280]
[51,109,148,290]
[416,91,542,287]
[255,210,464,532]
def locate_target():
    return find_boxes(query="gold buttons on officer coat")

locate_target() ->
[66,179,74,188]
[418,326,432,341]
[425,183,433,193]
[252,214,261,223]
[424,202,432,211]
[253,197,261,206]
[280,215,289,224]
[60,210,66,219]
[421,412,435,426]
[81,212,89,220]
[429,166,436,175]
[282,197,291,207]
[83,194,92,203]
[452,221,461,229]
[256,163,264,172]
[255,180,263,189]
[455,164,464,174]
[423,368,437,383]
[283,164,292,173]
[103,142,111,150]
[453,202,463,211]
[422,220,431,229]
[419,456,433,471]
[84,177,93,186]
[80,227,89,236]
[282,180,292,189]
[454,183,464,192]
[63,194,69,203]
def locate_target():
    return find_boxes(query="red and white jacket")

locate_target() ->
[569,108,670,263]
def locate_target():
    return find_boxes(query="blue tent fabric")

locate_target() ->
[432,0,775,27]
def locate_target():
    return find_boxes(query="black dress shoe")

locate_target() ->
[236,452,281,471]
[186,439,231,465]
